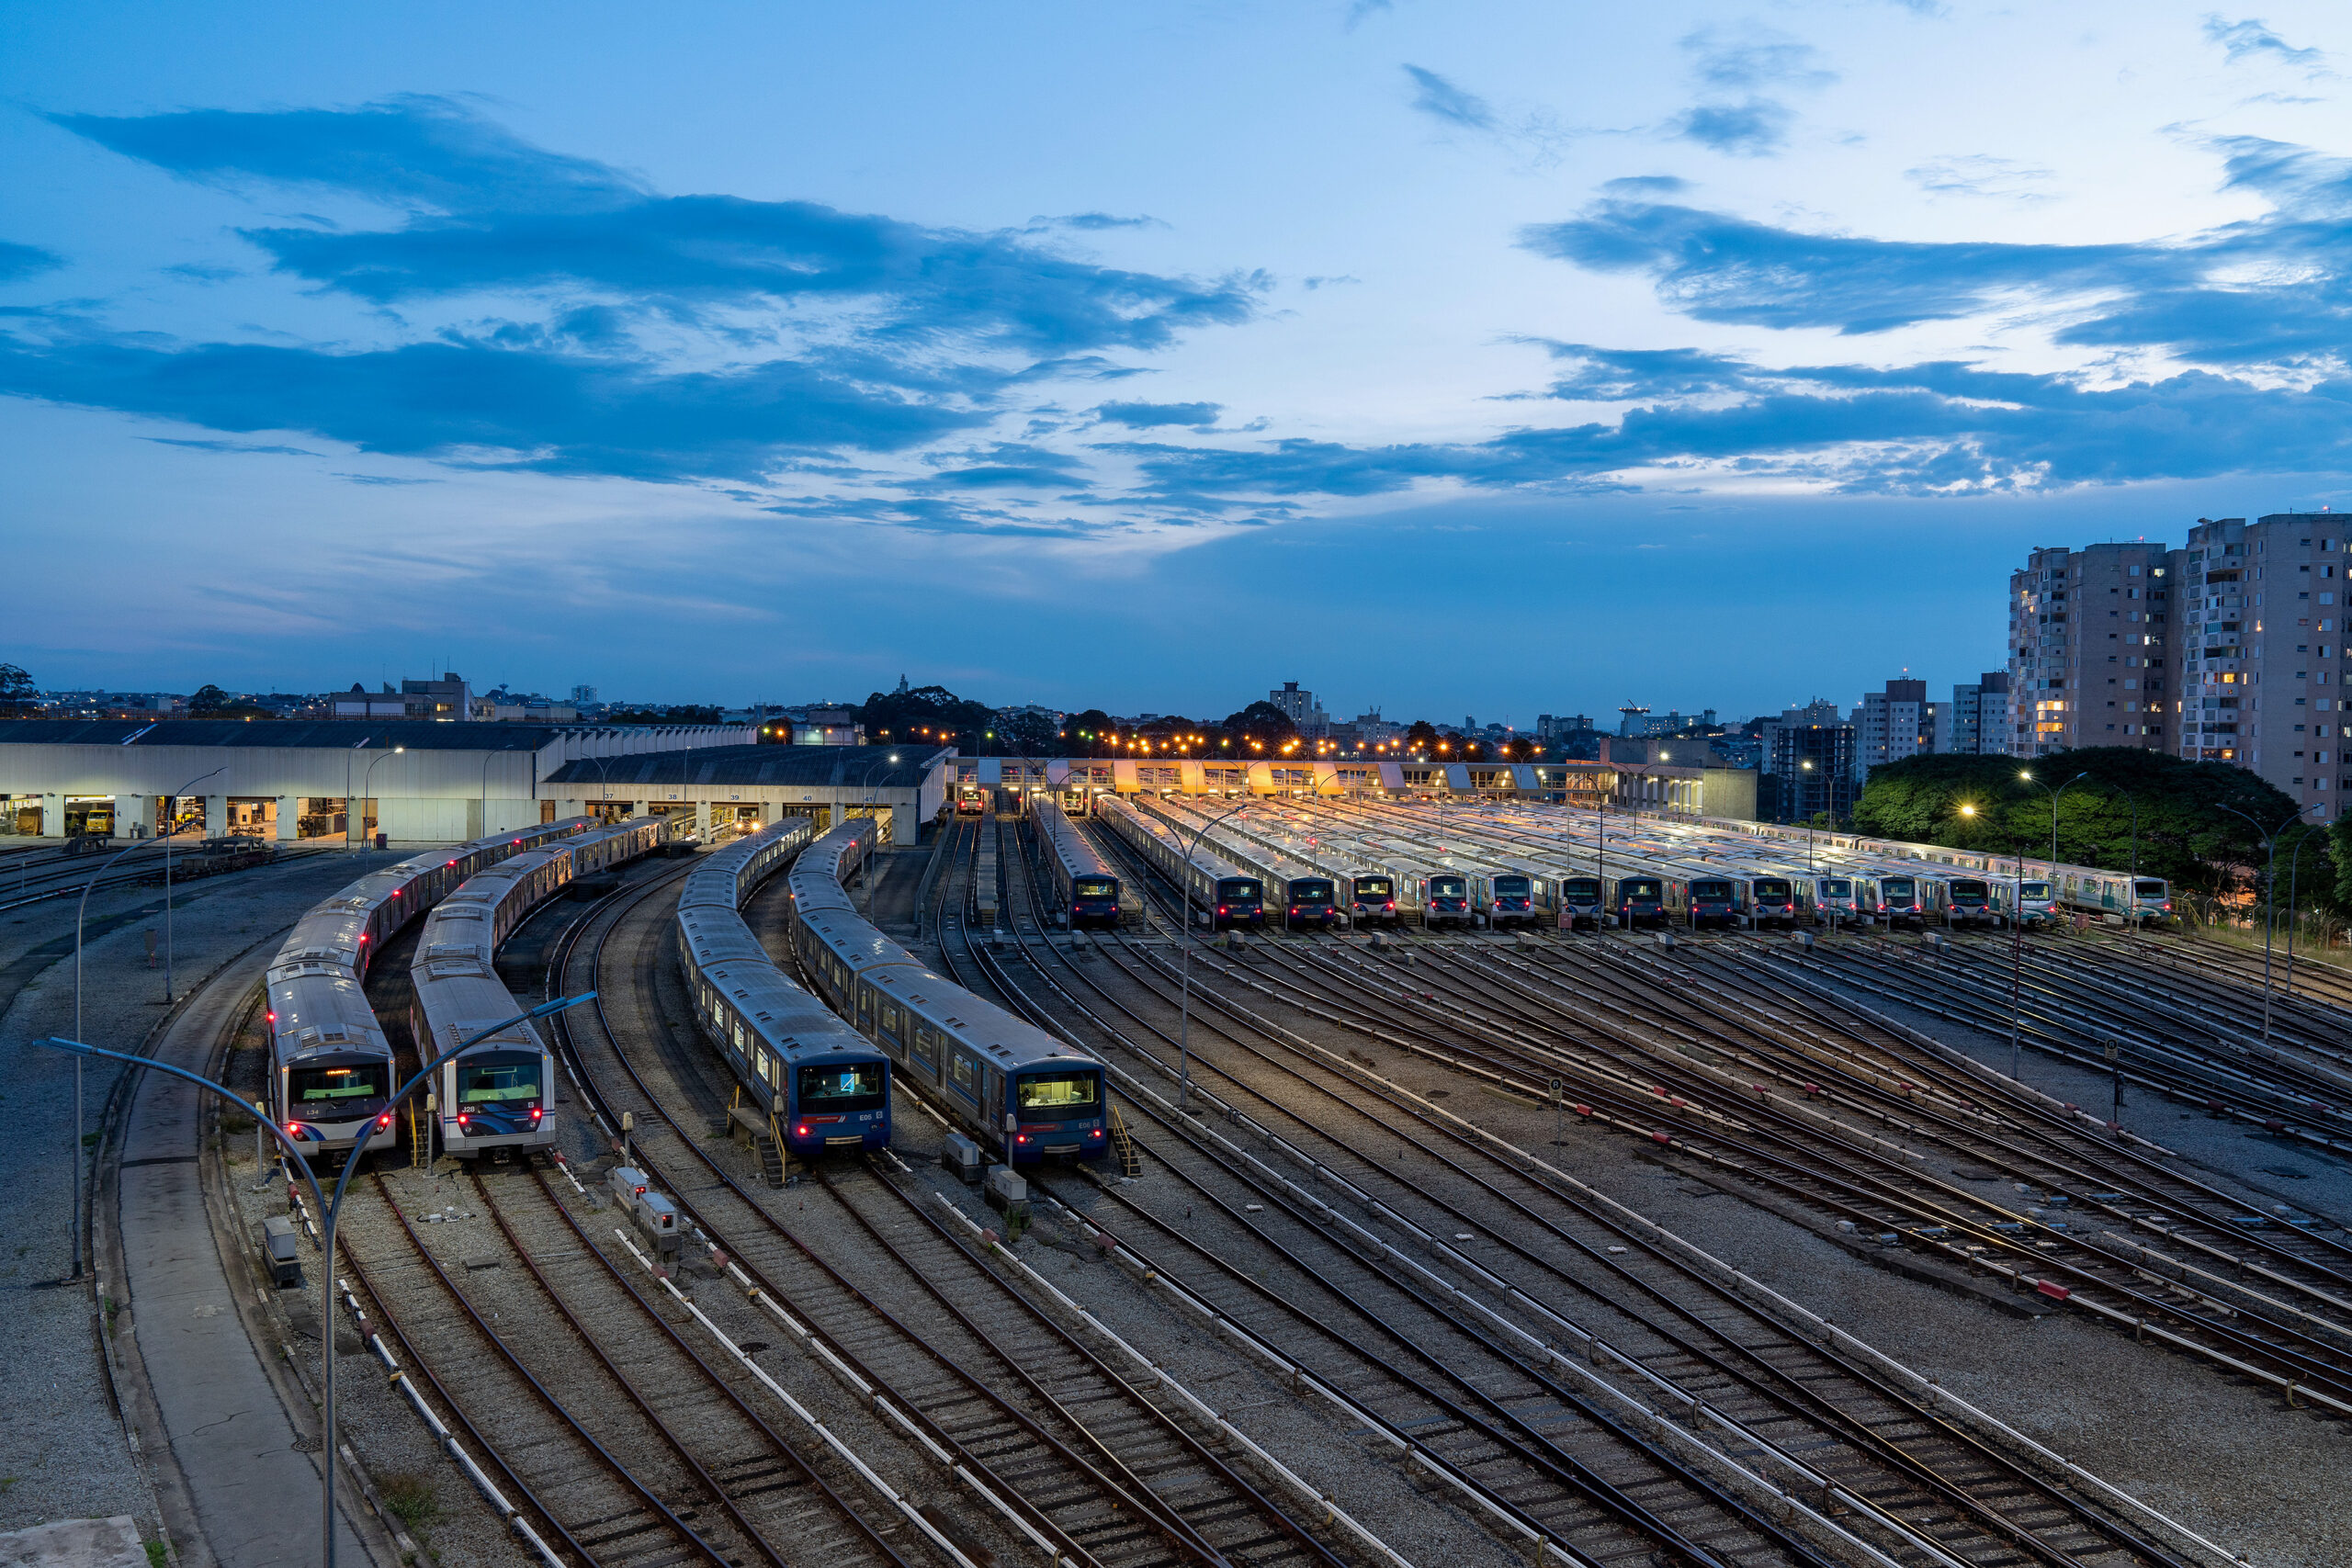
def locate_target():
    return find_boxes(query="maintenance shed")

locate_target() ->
[0,718,748,842]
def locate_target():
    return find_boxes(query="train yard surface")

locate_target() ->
[10,801,2352,1568]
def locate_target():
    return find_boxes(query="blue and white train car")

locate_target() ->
[1094,795,1265,928]
[788,818,1109,1165]
[412,815,667,1161]
[265,818,590,1161]
[675,819,892,1160]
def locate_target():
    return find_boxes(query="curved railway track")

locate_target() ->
[542,842,1359,1568]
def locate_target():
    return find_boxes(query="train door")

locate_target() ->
[982,1067,1006,1147]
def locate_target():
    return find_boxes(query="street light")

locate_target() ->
[64,787,216,1284]
[1177,800,1251,1110]
[2215,801,2317,1046]
[41,988,595,1568]
[358,746,404,852]
[2017,769,2089,876]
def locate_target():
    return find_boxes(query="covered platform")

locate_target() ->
[541,743,952,843]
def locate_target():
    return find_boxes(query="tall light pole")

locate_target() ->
[2282,827,2317,998]
[479,743,519,840]
[1178,800,1251,1110]
[357,745,404,854]
[42,989,595,1568]
[161,766,227,1006]
[2213,801,2315,1048]
[2018,768,2091,879]
[66,812,208,1282]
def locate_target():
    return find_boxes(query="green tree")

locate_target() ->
[858,683,993,748]
[1404,719,1441,756]
[1222,701,1299,752]
[1852,748,2297,894]
[1066,708,1116,756]
[0,662,35,716]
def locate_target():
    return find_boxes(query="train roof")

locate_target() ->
[1033,798,1116,879]
[796,904,925,975]
[696,957,880,1062]
[865,965,1096,1075]
[266,969,389,1065]
[1098,796,1253,882]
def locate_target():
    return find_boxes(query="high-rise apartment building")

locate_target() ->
[2177,513,2352,818]
[1267,681,1329,729]
[2006,513,2352,818]
[2007,541,2173,757]
[1854,679,1936,782]
[1935,671,2010,754]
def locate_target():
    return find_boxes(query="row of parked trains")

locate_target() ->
[674,814,1111,1167]
[1069,791,2174,933]
[266,813,670,1164]
[267,793,1119,1172]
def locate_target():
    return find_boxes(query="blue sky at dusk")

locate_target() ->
[2,2,2346,722]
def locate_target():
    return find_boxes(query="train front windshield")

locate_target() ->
[1017,1068,1102,1121]
[457,1052,543,1108]
[1493,876,1532,901]
[1430,877,1465,900]
[1882,878,1916,901]
[1753,879,1792,901]
[2135,879,2168,898]
[1950,879,1990,901]
[1216,878,1262,907]
[797,1063,888,1113]
[1074,878,1116,900]
[1354,877,1393,901]
[1819,879,1852,899]
[2020,881,2052,899]
[1292,880,1336,908]
[1622,879,1662,903]
[290,1063,390,1111]
[1562,878,1600,901]
[1690,880,1734,902]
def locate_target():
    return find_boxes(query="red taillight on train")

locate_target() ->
[456,1112,469,1128]
[529,1107,543,1122]
[285,1121,303,1138]
[375,1112,392,1129]
[797,1124,809,1138]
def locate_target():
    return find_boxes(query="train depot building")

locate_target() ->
[0,720,946,845]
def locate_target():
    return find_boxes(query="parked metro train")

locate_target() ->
[412,815,669,1162]
[266,817,591,1162]
[1133,796,1343,931]
[1030,796,1127,928]
[787,818,1109,1165]
[674,818,893,1162]
[1096,796,1266,928]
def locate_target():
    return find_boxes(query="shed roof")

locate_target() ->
[544,743,950,791]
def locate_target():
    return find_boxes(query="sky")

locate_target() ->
[2,2,2348,724]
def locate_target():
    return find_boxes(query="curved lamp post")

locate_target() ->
[357,746,404,852]
[63,769,220,1280]
[43,987,594,1568]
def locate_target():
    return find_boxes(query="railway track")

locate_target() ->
[546,843,1361,1568]
[1171,900,2352,1420]
[1045,809,2271,1567]
[335,1161,910,1568]
[975,815,2132,1568]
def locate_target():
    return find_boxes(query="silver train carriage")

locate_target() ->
[788,818,1109,1164]
[266,818,590,1160]
[1031,796,1126,928]
[1095,796,1264,928]
[676,818,892,1159]
[412,815,668,1161]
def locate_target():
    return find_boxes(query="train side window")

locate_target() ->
[951,1051,978,1100]
[913,1026,939,1067]
[761,1050,779,1088]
